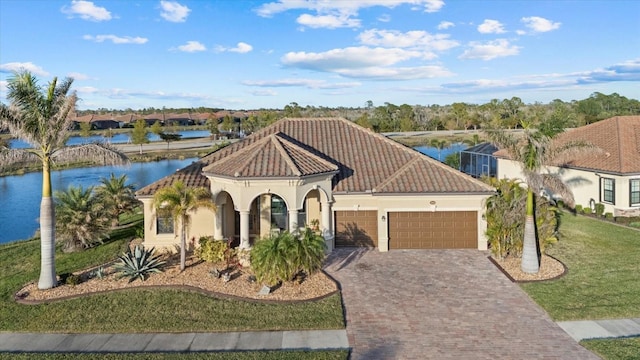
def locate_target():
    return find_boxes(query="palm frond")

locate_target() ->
[0,148,41,170]
[52,143,129,167]
[541,173,576,207]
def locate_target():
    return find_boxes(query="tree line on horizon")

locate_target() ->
[74,92,639,134]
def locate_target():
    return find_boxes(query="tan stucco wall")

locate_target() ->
[497,158,640,216]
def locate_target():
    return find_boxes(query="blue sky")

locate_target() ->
[1,0,638,110]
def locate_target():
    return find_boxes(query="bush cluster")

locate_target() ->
[250,228,326,286]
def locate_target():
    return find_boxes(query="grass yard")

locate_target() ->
[581,337,640,360]
[0,220,344,333]
[521,213,640,321]
[0,351,349,360]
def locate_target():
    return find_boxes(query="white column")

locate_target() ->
[214,206,224,240]
[321,200,334,251]
[239,210,250,249]
[288,209,299,233]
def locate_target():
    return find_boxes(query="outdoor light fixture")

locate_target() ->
[429,200,436,205]
[381,215,386,222]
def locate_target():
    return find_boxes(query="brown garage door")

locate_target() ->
[335,210,378,247]
[389,211,477,249]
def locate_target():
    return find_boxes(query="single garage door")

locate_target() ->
[335,210,378,247]
[389,211,477,249]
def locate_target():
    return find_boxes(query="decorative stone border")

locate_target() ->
[14,269,341,306]
[488,254,568,283]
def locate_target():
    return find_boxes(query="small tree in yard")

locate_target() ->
[55,185,111,252]
[95,173,139,227]
[152,181,216,271]
[79,121,92,143]
[159,132,182,150]
[131,119,149,154]
[150,120,162,136]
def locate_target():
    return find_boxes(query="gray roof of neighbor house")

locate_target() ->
[136,118,494,197]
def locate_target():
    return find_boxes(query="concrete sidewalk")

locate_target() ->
[557,318,640,341]
[0,329,349,353]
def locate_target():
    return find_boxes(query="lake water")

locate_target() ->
[0,142,470,245]
[0,158,197,244]
[9,130,211,149]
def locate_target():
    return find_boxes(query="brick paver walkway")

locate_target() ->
[324,249,600,360]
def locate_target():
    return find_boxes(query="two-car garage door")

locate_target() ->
[335,210,477,249]
[388,211,477,249]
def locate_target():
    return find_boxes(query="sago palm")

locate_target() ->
[485,120,595,273]
[96,173,138,227]
[55,185,111,252]
[0,71,129,289]
[152,181,216,271]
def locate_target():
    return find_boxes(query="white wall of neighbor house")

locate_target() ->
[332,193,489,251]
[497,158,640,216]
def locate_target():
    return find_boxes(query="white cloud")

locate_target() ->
[256,1,444,30]
[477,19,506,34]
[358,29,459,53]
[76,86,99,94]
[160,1,190,22]
[459,39,520,60]
[61,0,112,21]
[297,13,361,29]
[67,72,91,80]
[250,89,278,96]
[0,62,49,76]
[0,80,7,93]
[175,41,206,52]
[339,65,453,80]
[229,42,253,53]
[83,34,148,44]
[521,16,561,33]
[216,42,253,53]
[437,21,454,30]
[377,14,391,22]
[243,78,361,89]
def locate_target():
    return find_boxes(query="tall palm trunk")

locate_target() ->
[180,215,187,272]
[521,189,540,273]
[38,159,57,289]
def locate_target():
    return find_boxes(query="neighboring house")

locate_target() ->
[460,142,498,178]
[496,116,640,217]
[136,118,494,252]
[71,114,120,129]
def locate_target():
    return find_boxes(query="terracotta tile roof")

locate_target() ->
[136,118,493,197]
[203,132,339,178]
[556,116,640,174]
[495,116,640,175]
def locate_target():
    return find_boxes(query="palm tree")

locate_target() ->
[0,71,129,289]
[95,173,139,227]
[485,120,595,273]
[55,185,111,252]
[429,138,449,161]
[152,181,216,271]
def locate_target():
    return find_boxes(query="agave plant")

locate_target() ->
[114,245,166,283]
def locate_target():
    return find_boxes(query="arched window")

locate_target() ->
[271,195,288,231]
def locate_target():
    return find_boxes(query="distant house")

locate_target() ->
[496,116,640,217]
[136,118,494,252]
[460,142,498,178]
[71,114,119,130]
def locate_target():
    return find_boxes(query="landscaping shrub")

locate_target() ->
[114,245,165,282]
[594,203,605,217]
[484,178,559,259]
[250,229,326,285]
[59,273,82,286]
[575,204,583,213]
[604,212,614,219]
[196,236,228,263]
[583,207,593,215]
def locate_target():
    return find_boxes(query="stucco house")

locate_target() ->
[496,116,640,217]
[136,118,494,252]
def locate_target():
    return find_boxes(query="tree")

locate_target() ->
[429,138,449,161]
[159,132,182,149]
[150,120,162,136]
[221,115,234,132]
[152,181,216,271]
[485,120,596,273]
[444,151,460,169]
[0,71,129,289]
[79,121,92,142]
[54,185,111,252]
[206,116,220,139]
[95,173,139,227]
[131,119,149,154]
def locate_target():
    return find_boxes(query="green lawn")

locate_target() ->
[0,222,344,333]
[521,213,640,321]
[581,337,640,360]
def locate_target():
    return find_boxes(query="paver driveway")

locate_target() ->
[324,249,600,360]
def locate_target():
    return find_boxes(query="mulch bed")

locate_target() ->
[490,254,567,283]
